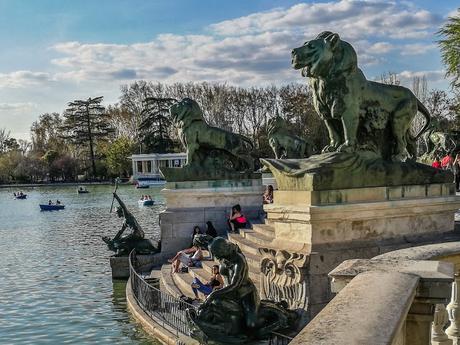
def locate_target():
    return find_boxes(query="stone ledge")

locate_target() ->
[329,258,453,295]
[373,241,460,261]
[265,195,460,221]
[165,178,262,190]
[290,271,419,345]
[273,183,455,206]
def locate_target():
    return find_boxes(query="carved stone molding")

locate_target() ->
[259,247,309,310]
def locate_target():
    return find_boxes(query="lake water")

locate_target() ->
[0,185,165,345]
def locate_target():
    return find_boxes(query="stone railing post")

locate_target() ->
[447,273,460,343]
[432,304,453,345]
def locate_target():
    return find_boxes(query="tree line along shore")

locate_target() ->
[0,76,459,185]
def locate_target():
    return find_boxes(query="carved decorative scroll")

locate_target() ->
[259,247,309,310]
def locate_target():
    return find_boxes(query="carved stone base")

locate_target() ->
[265,183,460,252]
[159,179,264,256]
[260,182,460,323]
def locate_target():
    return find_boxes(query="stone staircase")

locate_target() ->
[160,221,276,300]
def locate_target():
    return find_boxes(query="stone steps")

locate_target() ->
[228,233,263,256]
[227,223,275,285]
[160,264,183,298]
[241,229,274,246]
[159,222,275,301]
[251,223,275,237]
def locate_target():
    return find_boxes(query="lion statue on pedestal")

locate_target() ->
[169,98,254,172]
[291,31,431,161]
[267,116,314,159]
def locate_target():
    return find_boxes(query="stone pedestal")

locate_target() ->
[109,254,162,279]
[159,178,264,256]
[261,182,460,322]
[267,183,459,252]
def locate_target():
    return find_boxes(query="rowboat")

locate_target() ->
[15,194,27,199]
[39,204,65,211]
[135,177,166,188]
[77,186,89,194]
[138,199,154,206]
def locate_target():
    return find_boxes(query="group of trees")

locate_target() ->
[0,9,459,184]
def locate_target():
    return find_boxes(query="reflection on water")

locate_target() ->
[0,185,163,344]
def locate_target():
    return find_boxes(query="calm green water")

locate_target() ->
[0,185,164,345]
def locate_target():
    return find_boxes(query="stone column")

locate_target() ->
[405,301,434,345]
[447,273,460,344]
[432,304,453,345]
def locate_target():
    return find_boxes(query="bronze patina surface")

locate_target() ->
[161,98,257,182]
[267,116,314,159]
[262,152,452,191]
[102,192,158,256]
[291,31,430,162]
[187,236,296,344]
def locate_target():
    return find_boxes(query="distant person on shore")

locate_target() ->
[190,264,224,300]
[228,204,247,233]
[205,221,217,238]
[454,154,460,191]
[432,156,441,169]
[441,153,453,170]
[169,245,203,273]
[263,185,274,204]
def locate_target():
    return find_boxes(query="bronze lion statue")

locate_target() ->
[169,98,254,172]
[268,116,314,159]
[291,31,431,161]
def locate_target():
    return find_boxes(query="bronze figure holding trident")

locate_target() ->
[102,179,157,256]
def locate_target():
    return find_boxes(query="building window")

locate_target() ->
[147,161,152,173]
[173,159,180,167]
[137,161,143,173]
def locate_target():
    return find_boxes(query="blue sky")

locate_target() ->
[0,0,458,139]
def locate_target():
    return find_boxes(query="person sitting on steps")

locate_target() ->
[169,245,203,273]
[205,221,217,238]
[227,204,247,234]
[191,264,224,300]
[191,225,202,247]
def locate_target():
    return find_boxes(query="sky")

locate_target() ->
[0,0,458,139]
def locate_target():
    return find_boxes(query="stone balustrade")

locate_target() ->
[290,241,460,345]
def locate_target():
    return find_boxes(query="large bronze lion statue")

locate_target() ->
[291,31,431,161]
[267,116,313,159]
[169,98,254,172]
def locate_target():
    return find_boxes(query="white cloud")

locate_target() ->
[0,71,52,88]
[43,1,445,86]
[0,102,37,111]
[398,69,445,84]
[400,43,437,56]
[209,1,441,40]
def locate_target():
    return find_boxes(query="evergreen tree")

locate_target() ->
[139,97,177,153]
[438,9,460,88]
[62,96,114,178]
